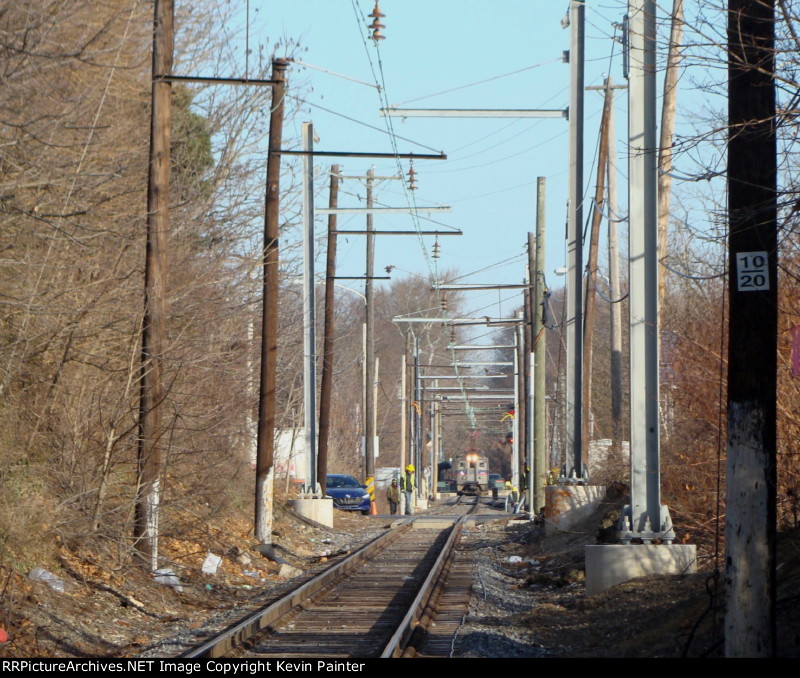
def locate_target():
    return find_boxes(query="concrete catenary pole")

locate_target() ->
[565,0,585,479]
[523,282,534,514]
[619,0,673,543]
[400,350,407,471]
[512,314,521,499]
[517,309,530,511]
[725,0,777,658]
[520,286,530,492]
[433,387,441,498]
[302,122,317,491]
[414,336,422,501]
[317,165,340,495]
[136,0,174,569]
[518,303,528,506]
[365,169,376,496]
[256,58,288,545]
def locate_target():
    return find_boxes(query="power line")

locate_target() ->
[287,94,443,154]
[392,57,563,106]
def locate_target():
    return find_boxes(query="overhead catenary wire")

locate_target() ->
[346,1,574,422]
[346,0,441,285]
[450,253,527,283]
[288,58,382,90]
[424,127,570,175]
[660,257,725,281]
[392,58,563,106]
[287,94,444,154]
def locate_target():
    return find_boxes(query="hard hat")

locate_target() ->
[406,464,415,472]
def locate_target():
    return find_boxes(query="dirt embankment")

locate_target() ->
[0,505,383,657]
[2,493,799,658]
[453,492,800,658]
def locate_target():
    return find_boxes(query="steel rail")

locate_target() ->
[380,498,478,657]
[181,499,481,659]
[179,523,412,658]
[380,521,464,657]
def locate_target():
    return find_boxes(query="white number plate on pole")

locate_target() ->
[735,251,769,291]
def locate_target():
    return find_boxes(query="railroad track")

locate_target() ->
[180,499,480,659]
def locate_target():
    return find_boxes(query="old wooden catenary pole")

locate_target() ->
[255,58,288,546]
[725,0,777,657]
[136,0,174,570]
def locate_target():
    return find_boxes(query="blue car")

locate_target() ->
[325,474,371,515]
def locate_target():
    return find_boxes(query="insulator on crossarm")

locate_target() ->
[432,238,440,259]
[407,161,417,190]
[369,1,385,19]
[370,2,386,41]
[370,19,385,40]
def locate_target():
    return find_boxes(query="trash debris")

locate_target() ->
[28,567,65,593]
[508,555,523,564]
[153,568,183,593]
[204,583,213,591]
[242,570,259,578]
[278,564,302,579]
[0,627,8,643]
[201,552,222,576]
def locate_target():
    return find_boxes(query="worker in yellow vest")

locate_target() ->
[399,464,415,515]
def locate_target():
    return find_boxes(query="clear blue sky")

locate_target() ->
[210,1,718,318]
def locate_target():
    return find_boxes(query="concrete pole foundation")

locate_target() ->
[293,498,333,528]
[585,543,697,595]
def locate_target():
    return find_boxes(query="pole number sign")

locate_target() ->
[735,251,769,291]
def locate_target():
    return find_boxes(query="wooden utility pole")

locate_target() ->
[725,0,777,657]
[581,83,612,465]
[317,165,340,496]
[532,179,547,512]
[586,78,627,456]
[606,79,624,457]
[657,0,684,311]
[255,58,288,546]
[136,0,174,570]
